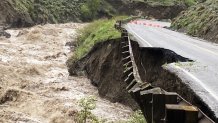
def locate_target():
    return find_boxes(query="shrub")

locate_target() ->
[75,96,104,123]
[126,110,147,123]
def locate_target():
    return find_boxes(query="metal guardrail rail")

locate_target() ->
[116,20,215,123]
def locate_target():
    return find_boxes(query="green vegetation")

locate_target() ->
[7,0,84,24]
[3,0,196,26]
[72,17,124,61]
[75,96,104,123]
[172,0,218,43]
[125,110,147,123]
[4,0,117,25]
[75,97,147,123]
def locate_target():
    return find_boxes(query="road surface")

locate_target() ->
[125,19,218,119]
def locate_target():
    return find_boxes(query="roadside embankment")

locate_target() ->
[68,39,139,109]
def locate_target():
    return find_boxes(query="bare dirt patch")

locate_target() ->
[0,23,132,123]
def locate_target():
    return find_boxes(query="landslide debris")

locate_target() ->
[172,0,218,43]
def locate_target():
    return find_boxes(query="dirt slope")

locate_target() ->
[0,23,132,123]
[68,40,138,110]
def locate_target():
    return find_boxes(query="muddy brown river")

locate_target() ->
[0,23,132,123]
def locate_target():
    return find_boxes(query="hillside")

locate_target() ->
[172,0,218,43]
[0,0,84,27]
[0,0,189,28]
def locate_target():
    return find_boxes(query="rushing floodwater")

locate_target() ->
[0,23,132,123]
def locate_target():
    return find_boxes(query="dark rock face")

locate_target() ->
[0,26,11,38]
[0,30,11,38]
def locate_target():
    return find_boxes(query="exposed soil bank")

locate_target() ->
[69,38,216,121]
[68,39,139,110]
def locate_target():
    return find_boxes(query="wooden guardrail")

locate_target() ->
[116,20,215,123]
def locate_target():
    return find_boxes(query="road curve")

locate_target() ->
[125,19,218,119]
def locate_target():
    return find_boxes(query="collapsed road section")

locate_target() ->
[69,22,215,122]
[119,27,215,123]
[68,19,217,122]
[124,19,218,122]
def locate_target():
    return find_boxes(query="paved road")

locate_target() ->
[125,19,218,118]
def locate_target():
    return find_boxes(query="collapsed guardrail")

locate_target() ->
[116,20,215,123]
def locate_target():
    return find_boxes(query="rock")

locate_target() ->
[0,28,11,38]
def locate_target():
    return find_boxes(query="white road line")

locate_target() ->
[172,64,218,102]
[127,25,152,47]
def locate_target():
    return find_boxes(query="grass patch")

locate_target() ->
[72,17,127,61]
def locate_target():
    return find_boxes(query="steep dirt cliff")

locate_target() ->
[68,39,139,110]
